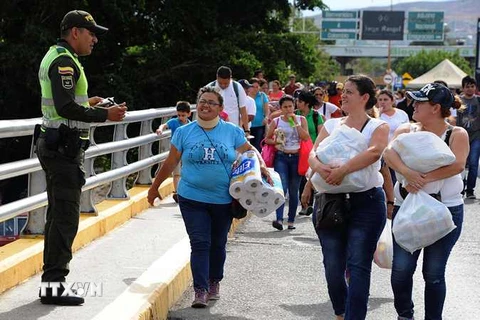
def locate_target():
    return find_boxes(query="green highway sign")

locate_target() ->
[322,11,358,19]
[408,11,444,22]
[321,32,357,40]
[407,33,444,41]
[322,21,357,30]
[407,11,444,42]
[408,22,444,32]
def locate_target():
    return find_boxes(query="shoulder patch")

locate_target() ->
[58,66,74,75]
[56,47,67,54]
[61,76,74,89]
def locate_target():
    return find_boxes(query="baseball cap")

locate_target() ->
[336,82,344,90]
[61,10,108,36]
[238,79,253,89]
[407,83,454,109]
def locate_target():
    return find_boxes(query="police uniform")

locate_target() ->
[37,11,109,303]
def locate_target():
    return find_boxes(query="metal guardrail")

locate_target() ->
[0,107,196,234]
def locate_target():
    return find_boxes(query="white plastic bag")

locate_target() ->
[311,125,376,193]
[392,190,456,254]
[374,220,393,269]
[391,131,455,173]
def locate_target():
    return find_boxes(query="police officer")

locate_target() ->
[37,10,126,305]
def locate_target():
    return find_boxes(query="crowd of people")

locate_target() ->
[37,10,474,319]
[146,68,475,320]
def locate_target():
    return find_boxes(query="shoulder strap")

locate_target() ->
[313,110,319,135]
[323,103,326,116]
[233,81,240,110]
[444,125,454,146]
[360,117,371,133]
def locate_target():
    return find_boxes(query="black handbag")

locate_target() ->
[231,198,248,219]
[314,193,350,230]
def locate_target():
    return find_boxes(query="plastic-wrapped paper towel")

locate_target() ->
[229,150,263,196]
[229,153,285,218]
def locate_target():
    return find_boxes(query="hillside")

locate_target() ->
[310,0,479,42]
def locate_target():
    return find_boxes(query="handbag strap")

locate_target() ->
[198,124,231,180]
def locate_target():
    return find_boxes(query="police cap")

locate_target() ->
[61,10,108,36]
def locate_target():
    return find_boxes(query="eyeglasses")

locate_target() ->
[315,93,324,97]
[198,99,220,107]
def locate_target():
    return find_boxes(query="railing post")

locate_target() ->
[136,120,155,185]
[106,123,129,199]
[25,136,46,235]
[80,127,97,214]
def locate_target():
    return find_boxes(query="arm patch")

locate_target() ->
[58,66,74,75]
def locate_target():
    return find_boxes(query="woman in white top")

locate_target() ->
[264,95,310,230]
[384,83,468,320]
[378,89,410,141]
[308,75,389,320]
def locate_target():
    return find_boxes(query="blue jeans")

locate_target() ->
[250,125,265,152]
[178,195,233,291]
[274,151,301,223]
[466,138,480,192]
[391,204,464,320]
[312,187,386,319]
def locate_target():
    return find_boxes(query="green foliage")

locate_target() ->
[392,50,472,78]
[350,58,386,77]
[0,0,327,118]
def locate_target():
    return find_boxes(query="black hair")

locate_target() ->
[433,80,448,88]
[296,90,317,109]
[197,86,223,106]
[346,74,377,110]
[216,66,232,79]
[279,95,295,107]
[176,101,191,113]
[253,69,263,77]
[462,75,476,88]
[249,77,259,85]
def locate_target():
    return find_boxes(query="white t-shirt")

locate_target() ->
[380,109,410,140]
[317,102,340,120]
[245,96,257,129]
[209,80,247,127]
[324,117,387,191]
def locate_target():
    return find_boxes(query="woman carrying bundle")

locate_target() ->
[384,83,468,320]
[308,74,389,320]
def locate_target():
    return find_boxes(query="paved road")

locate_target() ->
[168,197,480,320]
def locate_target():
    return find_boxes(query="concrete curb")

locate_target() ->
[0,180,174,295]
[0,179,250,319]
[128,212,251,320]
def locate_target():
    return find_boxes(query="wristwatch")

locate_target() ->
[387,201,394,206]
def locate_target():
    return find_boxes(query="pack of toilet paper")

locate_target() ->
[230,151,285,218]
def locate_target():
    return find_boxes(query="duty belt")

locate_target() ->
[41,124,90,139]
[42,119,90,137]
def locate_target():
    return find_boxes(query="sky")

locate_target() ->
[302,0,450,16]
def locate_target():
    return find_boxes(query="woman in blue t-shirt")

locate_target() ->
[148,86,270,309]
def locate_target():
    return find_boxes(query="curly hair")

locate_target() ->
[197,86,223,106]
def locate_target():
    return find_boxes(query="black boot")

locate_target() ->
[39,283,84,306]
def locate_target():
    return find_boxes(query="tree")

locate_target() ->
[0,0,327,119]
[392,49,472,78]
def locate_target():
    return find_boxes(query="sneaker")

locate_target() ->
[172,193,179,203]
[208,280,220,300]
[466,191,476,199]
[272,220,283,231]
[191,288,208,308]
[298,207,308,216]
